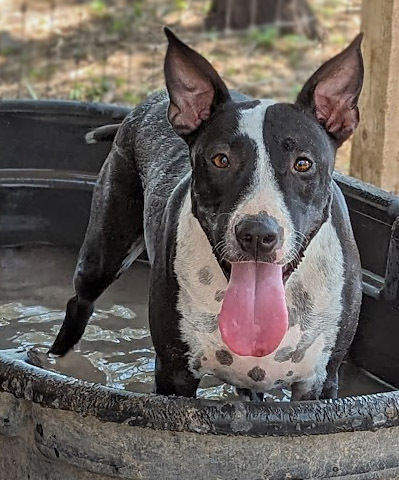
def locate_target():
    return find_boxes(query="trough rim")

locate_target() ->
[0,98,131,118]
[1,349,399,437]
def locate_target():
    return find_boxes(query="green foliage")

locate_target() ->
[108,16,131,35]
[121,91,144,105]
[28,65,56,82]
[225,65,239,77]
[279,34,309,52]
[203,0,213,14]
[174,0,188,12]
[90,0,108,17]
[122,87,155,106]
[315,0,341,19]
[132,0,144,19]
[247,26,279,49]
[0,46,17,57]
[247,27,311,56]
[289,83,302,101]
[69,77,110,102]
[330,33,348,46]
[69,83,84,101]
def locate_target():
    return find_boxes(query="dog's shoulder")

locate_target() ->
[330,180,362,285]
[330,180,359,244]
[115,91,169,143]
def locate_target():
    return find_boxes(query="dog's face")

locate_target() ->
[164,28,363,274]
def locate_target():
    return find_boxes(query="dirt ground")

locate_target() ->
[0,0,362,172]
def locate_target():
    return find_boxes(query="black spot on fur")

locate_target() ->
[192,358,202,371]
[214,289,225,302]
[215,349,233,366]
[290,281,314,329]
[198,266,213,285]
[274,346,293,362]
[247,366,266,382]
[207,317,219,333]
[291,332,321,364]
[202,356,207,361]
[291,348,306,364]
[287,306,299,327]
[194,312,218,333]
[36,423,43,436]
[287,370,294,377]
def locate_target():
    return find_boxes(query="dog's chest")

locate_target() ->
[174,195,344,391]
[186,321,326,392]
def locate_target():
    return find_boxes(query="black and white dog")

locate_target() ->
[50,28,364,401]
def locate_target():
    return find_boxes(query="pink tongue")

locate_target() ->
[219,262,288,357]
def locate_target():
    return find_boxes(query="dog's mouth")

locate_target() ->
[219,254,303,284]
[217,249,306,358]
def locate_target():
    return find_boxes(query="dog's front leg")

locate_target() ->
[154,355,199,398]
[149,263,200,398]
[291,378,323,401]
[320,370,339,400]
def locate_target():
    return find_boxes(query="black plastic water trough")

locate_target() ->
[1,100,399,480]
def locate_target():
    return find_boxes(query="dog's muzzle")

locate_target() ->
[234,214,283,262]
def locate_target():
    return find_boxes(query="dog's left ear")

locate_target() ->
[296,33,364,146]
[164,27,231,137]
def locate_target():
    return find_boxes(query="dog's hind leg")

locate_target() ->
[49,140,144,356]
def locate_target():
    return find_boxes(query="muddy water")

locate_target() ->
[0,246,394,400]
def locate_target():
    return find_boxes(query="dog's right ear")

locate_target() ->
[164,27,231,137]
[296,33,364,146]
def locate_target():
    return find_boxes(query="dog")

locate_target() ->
[49,28,364,401]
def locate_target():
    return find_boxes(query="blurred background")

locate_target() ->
[0,0,362,172]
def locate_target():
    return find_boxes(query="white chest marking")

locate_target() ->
[174,192,345,392]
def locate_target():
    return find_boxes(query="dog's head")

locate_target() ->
[164,28,363,356]
[164,27,363,271]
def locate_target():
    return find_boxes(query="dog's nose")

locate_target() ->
[235,216,281,259]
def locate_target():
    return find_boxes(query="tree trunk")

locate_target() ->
[205,0,321,40]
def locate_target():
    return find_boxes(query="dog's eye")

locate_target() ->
[294,157,313,172]
[212,154,230,169]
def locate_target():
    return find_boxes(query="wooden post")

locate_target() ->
[350,0,399,193]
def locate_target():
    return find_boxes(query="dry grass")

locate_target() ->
[0,0,362,172]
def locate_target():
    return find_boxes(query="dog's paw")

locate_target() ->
[85,130,97,145]
[27,347,55,369]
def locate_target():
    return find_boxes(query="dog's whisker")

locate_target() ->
[214,240,228,256]
[293,229,308,242]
